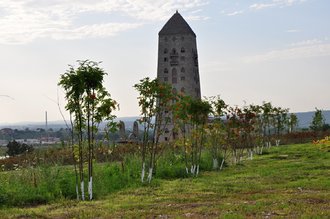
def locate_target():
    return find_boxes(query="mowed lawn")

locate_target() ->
[1,143,329,218]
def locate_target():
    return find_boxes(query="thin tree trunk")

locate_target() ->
[220,158,225,170]
[78,108,85,201]
[141,117,150,183]
[182,124,189,174]
[70,115,80,200]
[196,125,204,177]
[87,100,92,200]
[140,161,145,183]
[90,101,95,201]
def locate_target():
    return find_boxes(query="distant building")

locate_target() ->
[157,11,201,142]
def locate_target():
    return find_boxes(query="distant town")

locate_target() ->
[1,112,330,147]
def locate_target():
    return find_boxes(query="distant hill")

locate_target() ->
[0,117,140,131]
[1,111,330,130]
[295,110,330,128]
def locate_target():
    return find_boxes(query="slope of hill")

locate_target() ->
[295,110,330,128]
[0,143,328,217]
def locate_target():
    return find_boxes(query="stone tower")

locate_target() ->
[157,11,201,142]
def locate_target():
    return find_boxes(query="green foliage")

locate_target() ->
[133,77,174,182]
[288,113,298,133]
[58,59,118,200]
[6,140,34,157]
[310,108,325,131]
[155,151,187,179]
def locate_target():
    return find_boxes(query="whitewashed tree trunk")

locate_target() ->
[220,158,225,170]
[191,165,196,175]
[141,162,145,183]
[196,165,199,176]
[268,141,272,148]
[147,167,153,183]
[88,176,93,200]
[81,181,85,201]
[260,145,263,155]
[185,167,189,174]
[249,150,253,160]
[212,158,219,170]
[275,139,280,146]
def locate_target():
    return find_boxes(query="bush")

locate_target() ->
[6,140,33,157]
[155,151,187,179]
[199,151,215,171]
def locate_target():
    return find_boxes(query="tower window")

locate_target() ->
[172,68,177,76]
[172,68,177,84]
[180,76,185,81]
[164,48,168,54]
[173,131,178,140]
[181,67,185,73]
[181,36,185,41]
[164,77,168,82]
[181,87,185,93]
[164,57,168,62]
[170,48,179,66]
[181,47,185,53]
[164,68,168,73]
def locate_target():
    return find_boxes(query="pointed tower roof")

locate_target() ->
[159,11,196,37]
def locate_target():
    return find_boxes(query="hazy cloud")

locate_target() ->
[290,39,322,47]
[226,10,244,16]
[286,29,300,33]
[243,42,330,63]
[250,0,306,10]
[222,0,306,17]
[0,0,208,44]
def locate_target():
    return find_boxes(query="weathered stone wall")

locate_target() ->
[157,33,201,142]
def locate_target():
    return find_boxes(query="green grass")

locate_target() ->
[0,143,329,218]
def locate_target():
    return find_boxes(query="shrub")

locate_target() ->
[155,151,187,179]
[6,140,33,157]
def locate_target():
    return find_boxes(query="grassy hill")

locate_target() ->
[0,143,329,218]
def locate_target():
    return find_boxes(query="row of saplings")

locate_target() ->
[58,60,298,201]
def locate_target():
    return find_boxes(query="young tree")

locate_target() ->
[59,60,118,200]
[288,113,298,133]
[172,94,192,174]
[134,77,173,183]
[206,96,228,170]
[261,102,274,148]
[310,108,325,132]
[273,107,289,146]
[175,97,212,176]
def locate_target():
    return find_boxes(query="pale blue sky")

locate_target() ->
[0,0,329,123]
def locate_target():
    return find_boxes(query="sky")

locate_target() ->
[0,0,329,124]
